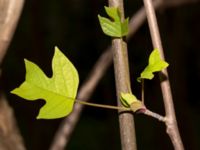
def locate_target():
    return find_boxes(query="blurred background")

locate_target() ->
[1,0,200,149]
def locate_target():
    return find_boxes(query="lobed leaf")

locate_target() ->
[98,6,128,37]
[104,6,120,22]
[137,49,169,82]
[11,47,79,119]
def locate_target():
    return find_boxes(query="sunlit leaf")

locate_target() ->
[137,49,169,82]
[98,6,129,37]
[11,47,79,119]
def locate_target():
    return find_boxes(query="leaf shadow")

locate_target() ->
[159,71,168,82]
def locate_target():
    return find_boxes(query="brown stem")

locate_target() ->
[0,0,26,150]
[143,0,184,149]
[162,0,200,8]
[143,109,166,122]
[108,0,137,150]
[0,94,26,150]
[0,0,24,64]
[127,0,162,40]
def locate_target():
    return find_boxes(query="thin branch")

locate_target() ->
[127,0,162,40]
[0,94,26,150]
[142,109,166,122]
[143,0,184,149]
[78,98,167,123]
[161,0,200,8]
[0,0,25,150]
[0,0,24,64]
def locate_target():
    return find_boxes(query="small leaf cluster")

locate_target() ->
[11,6,169,119]
[120,49,169,112]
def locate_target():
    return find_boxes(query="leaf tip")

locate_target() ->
[36,115,47,120]
[36,113,46,119]
[10,88,17,95]
[104,6,109,11]
[24,58,29,64]
[165,62,169,67]
[36,113,48,119]
[23,59,34,69]
[54,46,60,52]
[97,14,102,20]
[137,77,141,83]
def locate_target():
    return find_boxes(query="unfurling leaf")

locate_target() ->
[137,49,169,82]
[120,92,137,107]
[98,6,129,37]
[120,93,144,112]
[11,47,79,119]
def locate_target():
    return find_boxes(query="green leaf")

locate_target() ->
[120,92,138,107]
[137,49,169,82]
[11,47,79,119]
[120,93,144,112]
[98,6,129,37]
[104,6,120,22]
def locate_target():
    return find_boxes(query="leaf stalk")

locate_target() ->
[75,99,130,111]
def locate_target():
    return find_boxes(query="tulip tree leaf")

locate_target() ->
[11,47,79,119]
[137,49,169,82]
[120,92,138,107]
[120,93,144,112]
[98,6,129,37]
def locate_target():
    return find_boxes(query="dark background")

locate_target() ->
[1,0,200,150]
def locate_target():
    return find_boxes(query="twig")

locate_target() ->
[77,98,167,123]
[127,0,162,40]
[143,109,166,122]
[162,0,200,8]
[0,0,26,150]
[143,0,184,149]
[0,94,26,150]
[0,0,24,64]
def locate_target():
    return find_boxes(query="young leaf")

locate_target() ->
[121,92,137,107]
[137,49,169,82]
[98,6,129,37]
[120,93,144,112]
[11,47,79,119]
